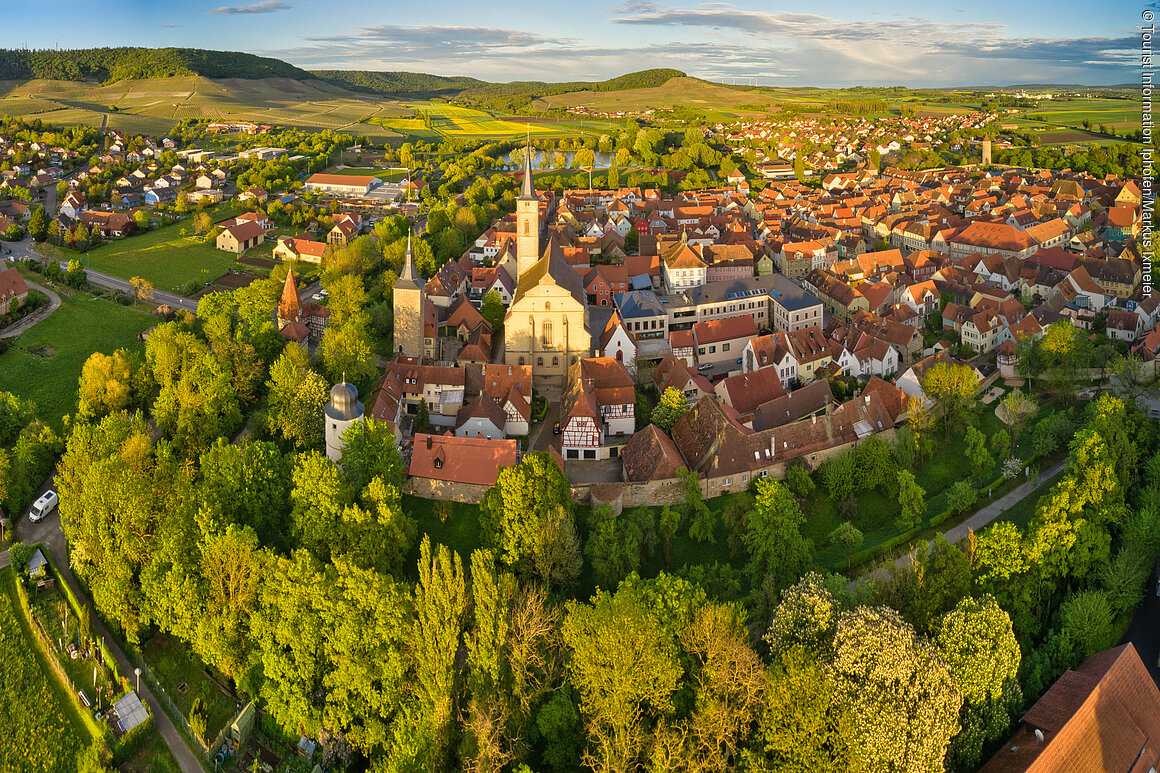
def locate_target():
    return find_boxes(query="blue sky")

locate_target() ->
[8,0,1142,86]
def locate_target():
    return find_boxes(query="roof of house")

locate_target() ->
[222,219,265,243]
[621,424,687,482]
[980,643,1160,773]
[305,173,378,187]
[694,315,758,345]
[752,379,835,431]
[716,368,786,415]
[0,267,29,299]
[409,433,518,487]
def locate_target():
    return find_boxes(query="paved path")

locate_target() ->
[0,280,61,339]
[857,458,1069,586]
[0,550,8,569]
[14,484,205,773]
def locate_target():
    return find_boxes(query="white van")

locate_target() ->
[29,491,58,523]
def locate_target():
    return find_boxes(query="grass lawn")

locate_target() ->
[119,732,181,773]
[0,567,88,773]
[402,495,487,579]
[0,279,153,430]
[141,633,238,744]
[40,203,248,292]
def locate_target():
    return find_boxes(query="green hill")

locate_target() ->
[0,47,310,83]
[312,68,686,110]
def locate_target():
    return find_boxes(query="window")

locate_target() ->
[709,346,716,353]
[723,343,730,352]
[699,347,706,355]
[542,320,553,346]
[518,356,526,366]
[552,356,559,366]
[537,357,544,366]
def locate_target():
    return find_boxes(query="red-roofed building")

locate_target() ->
[979,643,1160,773]
[409,433,518,489]
[693,315,758,367]
[0,267,30,315]
[560,357,636,460]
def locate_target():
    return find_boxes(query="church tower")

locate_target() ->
[324,381,364,463]
[392,233,425,359]
[277,269,300,330]
[516,139,540,277]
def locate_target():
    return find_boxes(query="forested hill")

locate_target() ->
[313,68,688,109]
[309,70,489,98]
[0,48,311,82]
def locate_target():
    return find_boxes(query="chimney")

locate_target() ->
[426,434,432,450]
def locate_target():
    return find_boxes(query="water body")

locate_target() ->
[499,150,614,170]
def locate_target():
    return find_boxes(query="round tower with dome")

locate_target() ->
[324,381,364,463]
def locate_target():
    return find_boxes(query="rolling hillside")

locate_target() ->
[535,76,775,116]
[0,74,405,137]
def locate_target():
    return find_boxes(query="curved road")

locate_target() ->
[0,280,60,339]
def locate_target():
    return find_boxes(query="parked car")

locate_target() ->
[697,363,712,372]
[312,293,324,301]
[553,422,561,435]
[319,289,330,297]
[29,491,58,523]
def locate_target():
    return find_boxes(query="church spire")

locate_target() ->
[395,231,423,290]
[278,267,300,324]
[518,128,536,201]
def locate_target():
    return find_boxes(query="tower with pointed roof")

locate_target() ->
[392,233,426,360]
[516,135,540,278]
[277,269,300,330]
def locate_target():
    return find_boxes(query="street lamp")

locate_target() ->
[134,667,141,692]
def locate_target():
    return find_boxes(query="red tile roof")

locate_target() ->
[409,433,518,487]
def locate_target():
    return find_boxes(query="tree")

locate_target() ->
[585,507,653,589]
[562,586,682,773]
[831,606,961,772]
[411,537,468,768]
[935,596,1022,771]
[480,452,577,585]
[319,319,377,386]
[76,349,145,423]
[746,645,852,773]
[189,697,208,745]
[128,276,154,304]
[481,289,505,331]
[1059,589,1116,657]
[678,467,715,543]
[607,159,620,190]
[28,204,48,242]
[193,210,214,235]
[820,451,857,503]
[990,428,1011,464]
[828,521,863,571]
[964,425,993,482]
[921,362,977,438]
[895,469,926,530]
[265,346,327,451]
[650,387,689,432]
[947,480,978,514]
[743,478,813,591]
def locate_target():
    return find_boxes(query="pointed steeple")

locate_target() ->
[395,231,423,291]
[518,129,536,201]
[278,268,300,323]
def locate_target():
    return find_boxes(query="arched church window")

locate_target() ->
[542,320,553,346]
[544,302,551,310]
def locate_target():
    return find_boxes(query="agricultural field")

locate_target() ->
[536,76,774,118]
[0,568,87,773]
[0,273,153,430]
[367,102,623,142]
[0,75,410,137]
[1024,97,1139,130]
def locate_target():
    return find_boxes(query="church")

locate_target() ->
[501,145,592,396]
[393,142,592,397]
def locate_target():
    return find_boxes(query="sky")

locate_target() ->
[6,0,1145,87]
